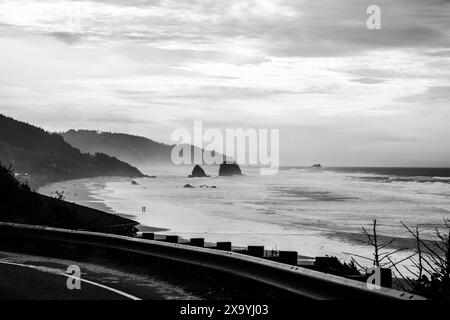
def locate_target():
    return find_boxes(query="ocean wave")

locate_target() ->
[270,187,358,202]
[354,175,450,184]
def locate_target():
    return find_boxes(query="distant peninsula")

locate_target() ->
[0,114,144,188]
[60,129,224,168]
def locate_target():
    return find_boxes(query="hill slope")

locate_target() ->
[60,130,226,168]
[61,130,173,167]
[0,114,144,187]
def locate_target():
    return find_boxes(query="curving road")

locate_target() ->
[0,261,138,300]
[0,250,198,300]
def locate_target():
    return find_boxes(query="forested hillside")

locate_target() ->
[0,114,144,187]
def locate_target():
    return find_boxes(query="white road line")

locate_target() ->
[0,260,141,300]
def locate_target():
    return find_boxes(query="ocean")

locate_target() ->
[39,166,450,267]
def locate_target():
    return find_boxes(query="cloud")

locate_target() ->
[425,49,450,57]
[350,77,387,84]
[1,0,449,57]
[113,85,295,104]
[400,86,450,102]
[0,0,450,166]
[115,45,271,66]
[48,31,84,44]
[273,0,450,56]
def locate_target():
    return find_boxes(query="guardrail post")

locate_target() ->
[366,268,392,289]
[165,235,179,244]
[247,246,264,258]
[141,232,155,240]
[279,251,298,266]
[189,238,205,247]
[315,256,339,270]
[216,242,232,251]
[380,268,392,289]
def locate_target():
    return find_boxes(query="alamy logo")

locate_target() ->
[366,5,381,30]
[366,267,381,290]
[66,265,81,290]
[171,121,279,175]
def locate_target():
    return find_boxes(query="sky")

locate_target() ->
[0,0,449,166]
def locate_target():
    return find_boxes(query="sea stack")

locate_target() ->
[219,161,243,177]
[189,165,210,178]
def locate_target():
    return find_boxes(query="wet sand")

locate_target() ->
[38,178,167,233]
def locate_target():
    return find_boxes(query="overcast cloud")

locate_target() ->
[0,0,449,166]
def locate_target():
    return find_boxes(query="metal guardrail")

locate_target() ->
[0,222,425,300]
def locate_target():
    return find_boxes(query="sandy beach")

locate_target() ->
[38,177,167,233]
[39,177,423,250]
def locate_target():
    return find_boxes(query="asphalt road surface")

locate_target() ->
[0,250,198,300]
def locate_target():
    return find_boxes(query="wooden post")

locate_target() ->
[216,242,232,251]
[380,268,392,288]
[165,235,179,243]
[141,232,154,240]
[279,251,298,266]
[189,238,205,247]
[247,246,264,258]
